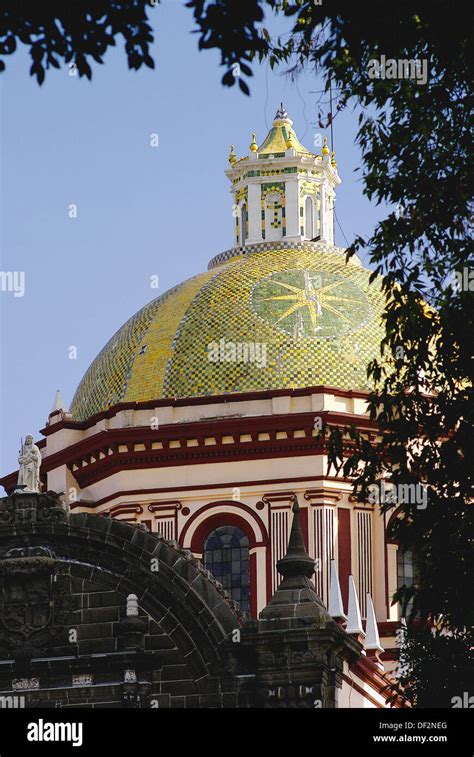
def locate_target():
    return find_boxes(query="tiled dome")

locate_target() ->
[70,243,385,421]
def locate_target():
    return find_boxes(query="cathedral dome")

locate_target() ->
[70,106,386,421]
[70,243,385,421]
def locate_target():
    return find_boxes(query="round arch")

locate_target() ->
[180,501,268,551]
[0,495,243,707]
[181,502,269,618]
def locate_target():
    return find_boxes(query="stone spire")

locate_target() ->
[259,497,332,626]
[346,575,365,639]
[328,559,347,622]
[246,497,363,708]
[47,389,71,427]
[365,594,384,661]
[51,389,68,414]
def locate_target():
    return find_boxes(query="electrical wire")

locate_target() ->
[334,209,351,248]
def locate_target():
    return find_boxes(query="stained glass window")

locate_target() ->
[203,525,250,612]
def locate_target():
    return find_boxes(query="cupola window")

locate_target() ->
[241,204,247,245]
[305,196,314,239]
[264,190,284,241]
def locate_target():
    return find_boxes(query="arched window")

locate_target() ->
[264,191,283,241]
[203,525,250,612]
[241,204,247,245]
[305,196,314,239]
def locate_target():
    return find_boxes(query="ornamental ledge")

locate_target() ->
[208,240,360,270]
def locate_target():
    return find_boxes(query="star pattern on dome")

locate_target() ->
[252,268,371,340]
[259,271,368,336]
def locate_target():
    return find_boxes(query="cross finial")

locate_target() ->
[274,102,289,120]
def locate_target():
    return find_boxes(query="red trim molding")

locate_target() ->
[40,384,371,436]
[67,474,352,510]
[108,504,143,518]
[180,501,269,547]
[1,408,377,492]
[304,488,343,503]
[348,654,404,707]
[148,500,182,512]
[341,674,385,708]
[378,621,400,636]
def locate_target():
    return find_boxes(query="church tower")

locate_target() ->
[226,103,340,247]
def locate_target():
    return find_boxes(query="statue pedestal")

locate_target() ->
[0,491,70,525]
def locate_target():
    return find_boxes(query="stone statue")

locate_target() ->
[17,435,42,492]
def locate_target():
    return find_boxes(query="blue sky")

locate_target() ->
[0,1,387,478]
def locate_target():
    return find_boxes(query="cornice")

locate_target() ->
[1,407,378,492]
[39,384,371,436]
